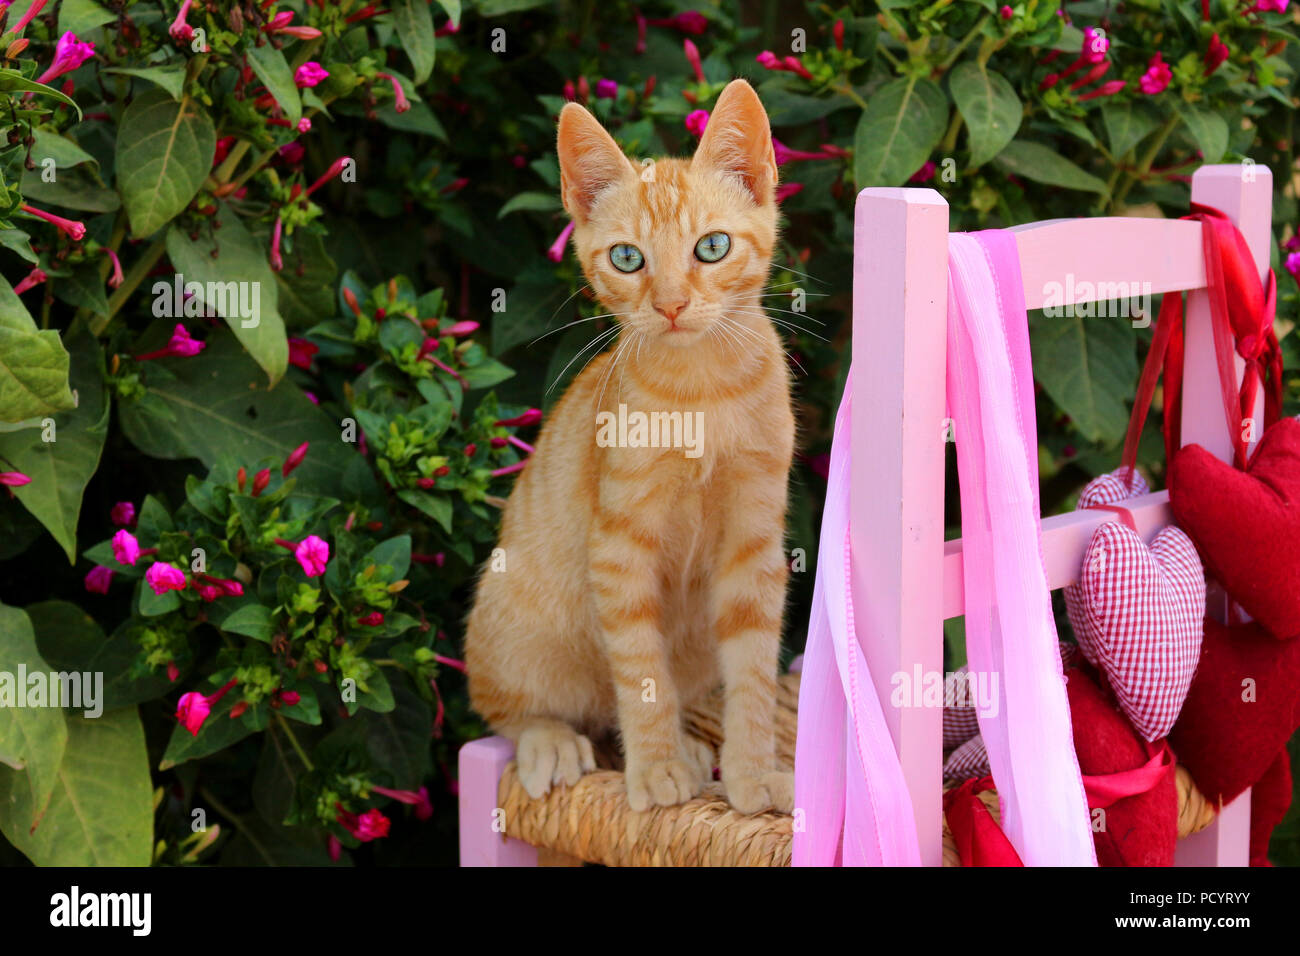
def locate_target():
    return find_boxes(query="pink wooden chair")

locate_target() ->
[458,162,1269,866]
[855,162,1270,867]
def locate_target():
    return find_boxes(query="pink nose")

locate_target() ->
[654,299,689,321]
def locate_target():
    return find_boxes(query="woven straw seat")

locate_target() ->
[495,672,1217,866]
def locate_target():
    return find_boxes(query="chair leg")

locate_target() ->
[1174,787,1251,867]
[458,736,539,867]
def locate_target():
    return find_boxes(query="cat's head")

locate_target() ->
[556,79,778,349]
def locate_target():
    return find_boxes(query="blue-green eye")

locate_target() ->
[610,243,645,273]
[695,231,731,263]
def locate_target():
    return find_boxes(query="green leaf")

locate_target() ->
[950,64,1021,167]
[363,682,432,788]
[1101,100,1162,159]
[853,76,948,188]
[0,329,108,561]
[103,66,186,102]
[59,0,116,35]
[136,576,181,617]
[0,707,152,866]
[498,191,562,218]
[362,534,411,579]
[0,273,74,424]
[0,602,67,827]
[435,0,461,23]
[271,228,337,328]
[462,356,515,389]
[1178,105,1227,164]
[118,329,357,496]
[51,262,109,317]
[160,695,269,770]
[28,129,98,171]
[476,0,550,13]
[993,140,1107,194]
[392,0,436,84]
[0,228,37,263]
[397,488,452,532]
[220,603,275,642]
[28,603,179,711]
[1028,312,1137,443]
[0,69,81,118]
[116,89,216,237]
[165,205,288,385]
[245,43,302,129]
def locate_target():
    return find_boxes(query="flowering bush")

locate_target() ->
[0,0,1297,865]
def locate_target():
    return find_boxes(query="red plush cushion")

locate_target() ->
[1250,748,1292,867]
[1168,615,1300,804]
[1169,416,1300,640]
[1066,666,1178,867]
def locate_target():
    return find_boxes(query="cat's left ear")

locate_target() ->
[692,79,778,206]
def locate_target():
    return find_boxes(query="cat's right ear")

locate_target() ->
[557,103,636,223]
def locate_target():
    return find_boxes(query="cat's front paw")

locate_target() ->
[724,770,794,815]
[516,721,597,799]
[625,756,704,811]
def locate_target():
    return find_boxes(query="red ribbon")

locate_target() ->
[943,776,1025,867]
[1080,738,1175,809]
[1120,204,1282,479]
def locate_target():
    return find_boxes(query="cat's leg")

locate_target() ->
[502,717,597,800]
[589,504,703,811]
[712,462,794,814]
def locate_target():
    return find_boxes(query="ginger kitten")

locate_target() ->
[465,79,795,814]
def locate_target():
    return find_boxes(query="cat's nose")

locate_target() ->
[653,298,690,321]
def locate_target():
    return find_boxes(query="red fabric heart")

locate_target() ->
[1065,516,1205,741]
[1169,416,1300,640]
[943,776,1023,867]
[1066,666,1178,866]
[1168,615,1300,804]
[1250,748,1292,867]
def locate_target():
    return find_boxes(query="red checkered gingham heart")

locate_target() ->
[1066,520,1205,741]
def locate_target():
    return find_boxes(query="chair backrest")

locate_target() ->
[851,164,1272,866]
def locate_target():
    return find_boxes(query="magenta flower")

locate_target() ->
[175,677,238,736]
[357,612,384,627]
[1204,34,1229,76]
[4,0,47,36]
[595,78,618,99]
[84,565,114,594]
[375,72,410,113]
[371,785,434,820]
[195,583,221,602]
[1286,252,1300,278]
[683,39,705,84]
[547,221,574,263]
[443,320,479,337]
[435,19,460,37]
[495,408,542,428]
[297,116,312,133]
[22,203,85,240]
[277,689,301,705]
[268,11,322,39]
[562,79,576,101]
[0,471,31,487]
[111,529,141,566]
[1256,0,1288,10]
[634,10,646,53]
[999,4,1012,17]
[684,109,709,137]
[773,137,837,164]
[283,441,309,476]
[337,806,391,842]
[305,156,352,197]
[145,561,187,595]
[328,834,342,861]
[294,61,329,89]
[295,535,329,577]
[288,337,319,370]
[783,55,813,80]
[755,50,781,70]
[13,267,46,295]
[1081,27,1109,64]
[1139,52,1172,95]
[775,182,804,202]
[35,32,95,86]
[1078,79,1126,101]
[103,247,123,288]
[110,500,136,526]
[136,324,205,361]
[169,0,194,41]
[909,161,936,183]
[270,215,284,272]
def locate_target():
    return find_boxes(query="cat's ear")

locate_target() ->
[557,103,636,223]
[692,79,777,206]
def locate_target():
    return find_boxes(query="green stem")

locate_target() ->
[213,140,251,184]
[198,785,269,866]
[941,12,991,70]
[92,237,166,335]
[276,714,315,772]
[1111,113,1181,212]
[835,83,870,111]
[940,110,964,154]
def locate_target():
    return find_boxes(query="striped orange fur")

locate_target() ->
[465,80,795,814]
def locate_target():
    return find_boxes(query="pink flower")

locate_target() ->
[357,612,384,626]
[84,565,114,594]
[4,0,46,36]
[755,50,781,70]
[562,79,576,101]
[278,142,305,166]
[12,267,45,295]
[1139,52,1172,95]
[1286,252,1300,277]
[337,806,391,842]
[443,320,479,337]
[375,72,410,113]
[1081,27,1109,65]
[775,182,804,202]
[595,78,618,99]
[328,834,342,861]
[773,137,836,164]
[1078,79,1126,101]
[999,4,1012,17]
[295,535,330,577]
[112,529,141,565]
[294,61,329,89]
[283,441,309,476]
[175,677,238,736]
[196,584,221,602]
[683,39,705,84]
[495,409,543,428]
[270,215,284,272]
[278,690,301,705]
[634,10,646,53]
[288,337,319,369]
[909,161,936,183]
[1204,34,1229,76]
[167,662,179,682]
[304,391,319,405]
[169,0,194,42]
[783,56,813,80]
[1256,0,1288,11]
[371,785,434,820]
[305,156,352,196]
[110,501,135,526]
[684,109,709,137]
[268,11,322,40]
[435,19,460,37]
[547,221,574,263]
[297,117,312,133]
[145,561,187,594]
[648,11,707,34]
[22,203,85,240]
[35,31,95,86]
[0,470,30,487]
[103,248,123,288]
[136,324,205,361]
